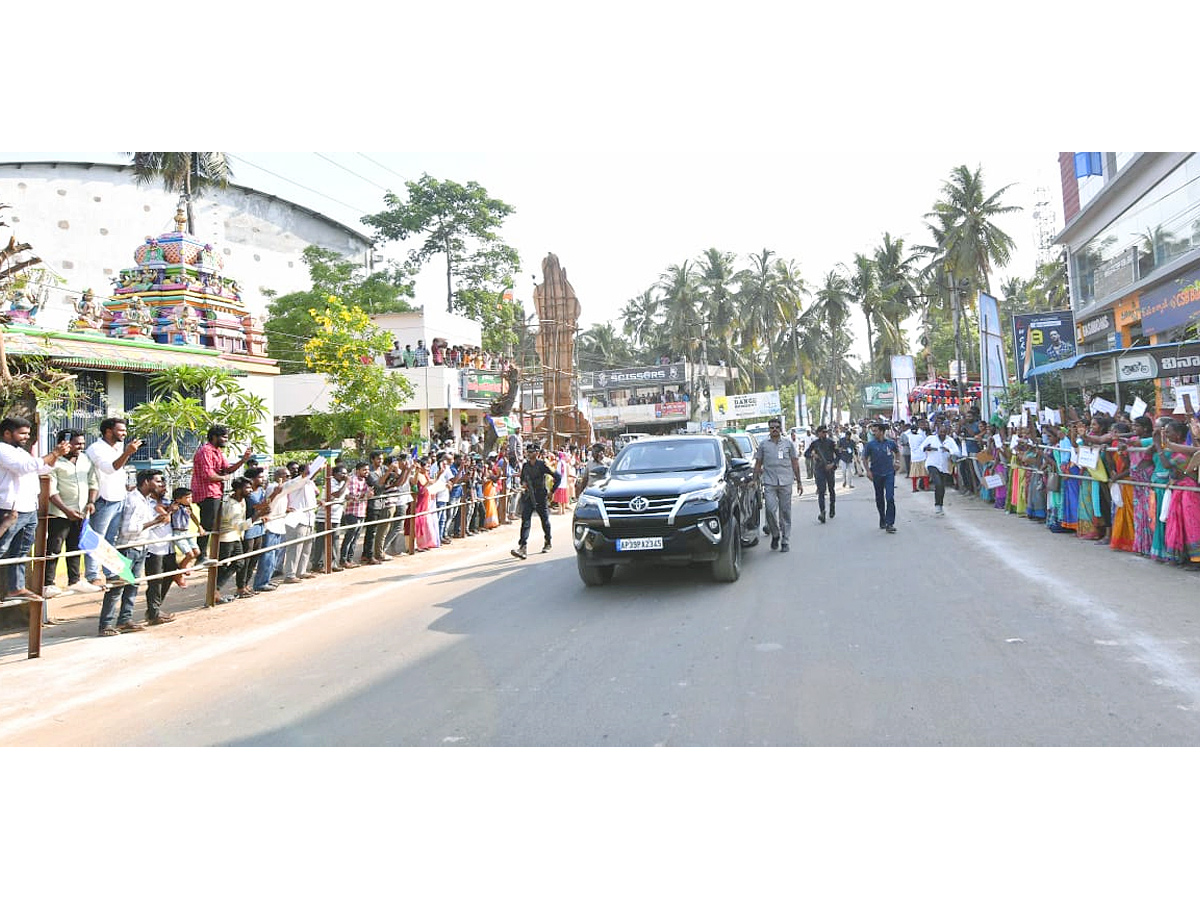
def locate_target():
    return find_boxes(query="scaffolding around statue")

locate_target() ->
[530,252,591,450]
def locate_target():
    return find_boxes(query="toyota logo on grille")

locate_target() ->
[630,496,649,512]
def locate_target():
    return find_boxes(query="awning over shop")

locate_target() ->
[4,328,264,375]
[1023,354,1083,380]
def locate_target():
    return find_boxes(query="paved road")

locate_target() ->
[6,481,1200,746]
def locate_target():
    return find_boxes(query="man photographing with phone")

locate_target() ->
[84,417,144,587]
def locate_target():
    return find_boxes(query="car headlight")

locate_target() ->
[576,494,602,512]
[680,484,725,504]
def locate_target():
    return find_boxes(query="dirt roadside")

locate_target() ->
[0,510,560,666]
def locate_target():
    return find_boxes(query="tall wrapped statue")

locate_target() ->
[531,253,590,449]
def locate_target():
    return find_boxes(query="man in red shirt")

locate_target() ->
[191,425,253,562]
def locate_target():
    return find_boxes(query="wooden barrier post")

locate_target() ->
[28,599,43,659]
[323,459,333,575]
[204,528,220,607]
[33,475,50,600]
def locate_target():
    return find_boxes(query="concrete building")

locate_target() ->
[1046,152,1200,410]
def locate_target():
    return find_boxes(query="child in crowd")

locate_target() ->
[169,487,203,587]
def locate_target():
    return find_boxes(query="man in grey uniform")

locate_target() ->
[753,416,804,552]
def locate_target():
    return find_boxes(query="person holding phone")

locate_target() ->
[85,417,144,587]
[190,425,254,564]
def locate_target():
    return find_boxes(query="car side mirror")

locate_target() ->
[590,465,608,480]
[729,458,752,471]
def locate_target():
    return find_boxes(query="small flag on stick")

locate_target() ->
[79,519,136,584]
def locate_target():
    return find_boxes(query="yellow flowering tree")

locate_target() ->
[304,296,415,450]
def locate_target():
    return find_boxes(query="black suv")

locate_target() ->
[572,434,759,586]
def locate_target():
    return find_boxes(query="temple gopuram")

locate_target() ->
[76,206,267,359]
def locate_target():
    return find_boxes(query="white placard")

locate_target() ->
[1172,386,1200,414]
[1089,396,1118,417]
[1078,446,1100,468]
[984,473,1005,489]
[306,455,325,477]
[1110,482,1124,508]
[1008,415,1022,429]
[1022,401,1039,413]
[1130,397,1148,420]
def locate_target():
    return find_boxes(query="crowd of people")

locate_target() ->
[0,414,610,638]
[384,338,511,372]
[833,405,1200,567]
[589,389,689,408]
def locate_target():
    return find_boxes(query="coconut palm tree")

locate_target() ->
[577,322,631,371]
[809,268,853,422]
[696,248,740,380]
[619,288,660,357]
[739,248,785,391]
[849,253,881,380]
[657,261,700,360]
[927,164,1020,295]
[128,152,233,235]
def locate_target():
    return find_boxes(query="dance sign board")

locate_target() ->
[712,390,782,422]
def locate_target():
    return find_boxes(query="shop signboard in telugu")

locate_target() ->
[1014,310,1077,381]
[1137,264,1200,337]
[711,390,781,421]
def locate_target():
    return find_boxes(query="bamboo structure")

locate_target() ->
[531,253,590,449]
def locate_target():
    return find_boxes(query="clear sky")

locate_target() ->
[0,149,1063,365]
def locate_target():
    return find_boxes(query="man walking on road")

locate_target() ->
[863,421,900,533]
[511,443,559,560]
[753,416,803,552]
[919,421,961,516]
[805,424,840,524]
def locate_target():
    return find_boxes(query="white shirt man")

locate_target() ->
[906,426,929,463]
[86,437,131,503]
[918,427,961,515]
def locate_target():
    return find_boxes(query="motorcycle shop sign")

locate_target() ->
[1115,343,1200,381]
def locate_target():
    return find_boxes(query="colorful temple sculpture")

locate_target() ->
[85,207,267,357]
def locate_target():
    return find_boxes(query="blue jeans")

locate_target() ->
[437,499,449,539]
[872,472,896,527]
[86,496,125,581]
[254,531,283,590]
[0,509,37,594]
[99,544,146,631]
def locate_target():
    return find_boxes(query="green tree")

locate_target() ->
[619,289,662,356]
[264,245,413,374]
[361,173,519,315]
[739,248,784,392]
[657,260,700,359]
[128,152,233,235]
[303,297,416,451]
[927,164,1020,296]
[809,268,854,422]
[577,322,632,370]
[848,253,880,381]
[127,364,269,466]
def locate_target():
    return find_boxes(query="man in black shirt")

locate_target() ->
[804,424,841,524]
[511,443,560,560]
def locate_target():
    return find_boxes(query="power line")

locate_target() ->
[226,154,373,217]
[312,152,392,193]
[356,153,410,184]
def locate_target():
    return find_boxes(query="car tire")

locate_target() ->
[577,556,615,587]
[711,519,742,583]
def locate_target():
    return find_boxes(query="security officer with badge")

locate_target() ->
[752,417,803,552]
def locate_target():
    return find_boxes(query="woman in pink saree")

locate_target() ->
[412,462,440,551]
[1161,419,1200,566]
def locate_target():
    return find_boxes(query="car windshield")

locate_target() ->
[613,440,722,473]
[731,435,752,456]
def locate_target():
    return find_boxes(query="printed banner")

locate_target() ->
[584,363,686,391]
[890,355,916,422]
[711,390,782,422]
[978,292,1008,418]
[1014,310,1077,380]
[655,401,687,418]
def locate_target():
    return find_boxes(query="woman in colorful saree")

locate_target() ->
[1149,417,1178,561]
[1020,429,1047,522]
[1075,419,1109,541]
[1117,416,1157,555]
[482,461,500,530]
[412,461,440,552]
[1159,418,1200,566]
[1106,424,1136,552]
[1046,424,1075,532]
[1057,421,1083,532]
[1007,427,1028,517]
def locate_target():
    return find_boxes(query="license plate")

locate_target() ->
[616,537,664,551]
